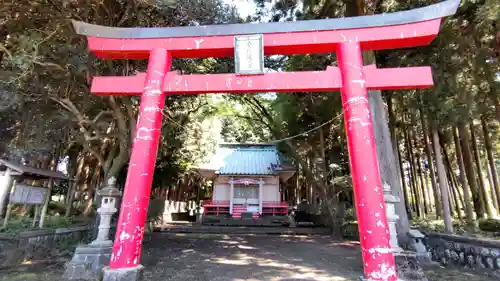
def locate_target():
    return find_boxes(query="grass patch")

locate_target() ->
[412,218,500,238]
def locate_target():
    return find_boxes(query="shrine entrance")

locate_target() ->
[233,185,259,207]
[71,1,460,280]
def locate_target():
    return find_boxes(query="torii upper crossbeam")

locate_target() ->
[71,1,460,281]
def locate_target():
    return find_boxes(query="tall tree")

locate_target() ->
[430,124,453,232]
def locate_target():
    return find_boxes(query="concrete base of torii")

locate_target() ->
[359,250,428,281]
[364,184,428,281]
[393,250,429,281]
[102,265,144,281]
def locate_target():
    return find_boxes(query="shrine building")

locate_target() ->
[196,143,295,220]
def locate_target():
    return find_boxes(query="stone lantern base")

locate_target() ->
[62,243,113,280]
[394,251,428,281]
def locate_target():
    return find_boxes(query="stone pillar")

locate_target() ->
[63,177,121,280]
[337,41,396,281]
[383,183,402,252]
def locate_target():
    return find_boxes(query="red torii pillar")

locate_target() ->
[72,1,459,280]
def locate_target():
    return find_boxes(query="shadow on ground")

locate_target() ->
[0,233,495,281]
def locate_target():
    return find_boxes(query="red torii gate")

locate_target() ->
[72,1,459,280]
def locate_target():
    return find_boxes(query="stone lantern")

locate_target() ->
[383,182,402,252]
[91,177,121,246]
[63,177,122,280]
[383,183,429,281]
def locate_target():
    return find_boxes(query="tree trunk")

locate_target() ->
[296,168,301,204]
[396,129,412,217]
[305,157,310,203]
[431,125,453,233]
[451,172,465,213]
[389,94,412,217]
[445,157,463,217]
[421,115,441,217]
[453,127,475,224]
[105,142,129,182]
[444,157,460,217]
[318,128,328,204]
[493,96,500,121]
[416,153,429,217]
[409,127,424,217]
[83,162,101,216]
[481,116,500,211]
[470,122,495,218]
[458,123,485,218]
[438,132,459,217]
[405,129,418,214]
[65,154,85,217]
[485,163,499,212]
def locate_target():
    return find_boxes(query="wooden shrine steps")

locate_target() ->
[231,206,259,219]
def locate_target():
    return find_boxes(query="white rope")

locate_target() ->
[270,113,344,143]
[162,107,344,144]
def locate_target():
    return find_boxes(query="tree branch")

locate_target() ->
[108,96,128,142]
[121,96,137,143]
[91,110,114,124]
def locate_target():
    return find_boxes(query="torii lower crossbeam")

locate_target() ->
[90,65,433,95]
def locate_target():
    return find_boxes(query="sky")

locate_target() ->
[222,0,276,20]
[222,0,258,19]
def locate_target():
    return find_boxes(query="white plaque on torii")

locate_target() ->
[234,34,264,75]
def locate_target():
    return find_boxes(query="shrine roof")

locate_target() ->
[0,159,69,180]
[198,143,292,175]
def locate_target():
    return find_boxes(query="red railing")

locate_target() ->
[202,200,288,216]
[262,201,288,215]
[203,200,230,215]
[203,200,230,206]
[263,201,289,207]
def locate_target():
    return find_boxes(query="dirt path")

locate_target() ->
[0,233,494,281]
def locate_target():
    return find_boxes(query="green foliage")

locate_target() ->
[48,201,67,216]
[341,222,360,240]
[0,216,73,236]
[413,218,500,238]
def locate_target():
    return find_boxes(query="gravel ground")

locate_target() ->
[0,233,494,281]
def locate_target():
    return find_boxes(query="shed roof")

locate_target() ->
[0,159,69,180]
[198,143,292,175]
